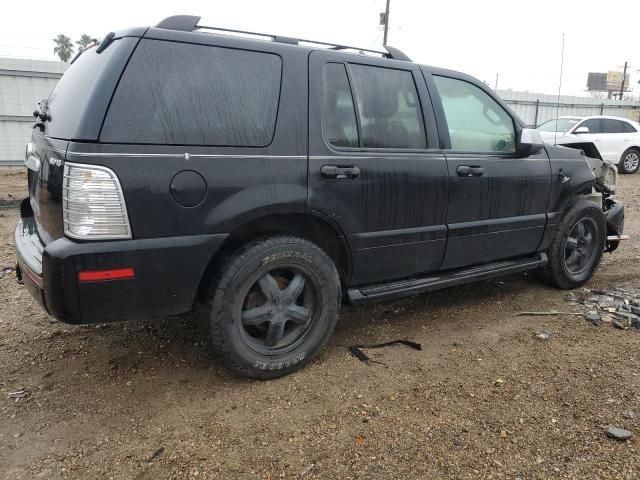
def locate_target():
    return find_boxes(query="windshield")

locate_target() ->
[537,118,581,133]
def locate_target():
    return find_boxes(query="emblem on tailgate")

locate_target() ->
[48,157,63,167]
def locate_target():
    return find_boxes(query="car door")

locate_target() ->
[602,119,633,161]
[308,51,448,285]
[572,118,614,161]
[425,70,552,270]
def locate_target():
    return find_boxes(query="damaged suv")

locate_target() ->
[15,16,625,378]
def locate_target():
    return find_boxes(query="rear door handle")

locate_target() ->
[321,165,360,179]
[456,165,484,177]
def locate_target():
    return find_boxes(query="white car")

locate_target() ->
[537,115,640,174]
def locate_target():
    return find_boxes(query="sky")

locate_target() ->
[1,0,639,98]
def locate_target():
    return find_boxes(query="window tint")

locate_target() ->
[322,64,359,148]
[579,119,602,134]
[349,65,426,149]
[622,121,638,133]
[601,119,626,134]
[101,39,282,146]
[433,76,515,153]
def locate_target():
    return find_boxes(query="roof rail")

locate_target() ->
[154,15,412,61]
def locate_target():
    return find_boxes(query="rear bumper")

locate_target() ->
[14,217,227,324]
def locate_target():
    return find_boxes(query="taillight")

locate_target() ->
[63,162,131,240]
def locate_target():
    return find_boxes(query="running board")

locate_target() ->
[347,253,548,304]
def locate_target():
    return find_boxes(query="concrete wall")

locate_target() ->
[497,90,640,128]
[0,58,67,166]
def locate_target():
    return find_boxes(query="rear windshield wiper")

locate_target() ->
[32,99,51,131]
[69,38,99,64]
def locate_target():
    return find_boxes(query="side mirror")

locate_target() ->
[517,128,544,156]
[574,126,589,134]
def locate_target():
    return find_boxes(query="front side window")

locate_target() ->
[101,40,282,146]
[322,63,359,148]
[433,76,515,153]
[349,65,426,149]
[578,119,602,134]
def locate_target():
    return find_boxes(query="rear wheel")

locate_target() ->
[202,235,341,379]
[539,199,606,289]
[618,148,640,174]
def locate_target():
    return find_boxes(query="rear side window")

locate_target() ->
[322,64,359,147]
[601,119,626,134]
[349,65,426,149]
[622,121,638,133]
[101,40,282,146]
[433,76,515,153]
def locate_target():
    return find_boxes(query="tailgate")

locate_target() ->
[27,135,68,245]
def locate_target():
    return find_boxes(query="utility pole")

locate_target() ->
[382,0,391,46]
[619,61,628,101]
[494,72,499,91]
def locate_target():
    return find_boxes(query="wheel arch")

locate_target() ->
[196,213,352,301]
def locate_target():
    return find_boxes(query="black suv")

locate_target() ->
[15,15,625,378]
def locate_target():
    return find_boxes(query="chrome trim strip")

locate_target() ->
[65,152,443,160]
[66,151,307,159]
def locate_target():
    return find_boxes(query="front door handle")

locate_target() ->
[456,165,484,177]
[321,165,360,179]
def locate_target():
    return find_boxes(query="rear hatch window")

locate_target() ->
[45,37,139,141]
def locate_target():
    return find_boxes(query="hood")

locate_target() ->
[539,130,576,145]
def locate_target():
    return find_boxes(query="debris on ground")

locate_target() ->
[534,331,552,341]
[605,426,633,441]
[0,265,16,277]
[7,389,29,399]
[586,312,602,325]
[348,340,422,364]
[514,310,582,317]
[568,287,640,331]
[146,447,165,462]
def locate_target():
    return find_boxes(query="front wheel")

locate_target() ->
[539,199,607,289]
[202,235,341,379]
[618,148,640,174]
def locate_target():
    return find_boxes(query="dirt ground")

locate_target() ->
[1,168,639,480]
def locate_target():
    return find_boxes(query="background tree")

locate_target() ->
[53,34,74,62]
[75,34,95,51]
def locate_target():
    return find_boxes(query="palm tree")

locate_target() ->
[75,34,95,51]
[53,34,74,62]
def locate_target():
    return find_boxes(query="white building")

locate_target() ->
[0,58,67,166]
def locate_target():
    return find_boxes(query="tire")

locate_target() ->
[618,148,640,174]
[202,235,341,379]
[539,199,606,290]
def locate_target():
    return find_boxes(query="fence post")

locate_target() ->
[534,99,540,127]
[600,103,604,115]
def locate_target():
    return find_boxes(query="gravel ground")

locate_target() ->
[1,168,639,480]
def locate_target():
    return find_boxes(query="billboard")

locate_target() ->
[606,71,630,91]
[588,71,630,92]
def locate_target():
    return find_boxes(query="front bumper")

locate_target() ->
[14,216,227,324]
[604,198,625,252]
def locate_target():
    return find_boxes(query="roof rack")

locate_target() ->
[154,15,412,62]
